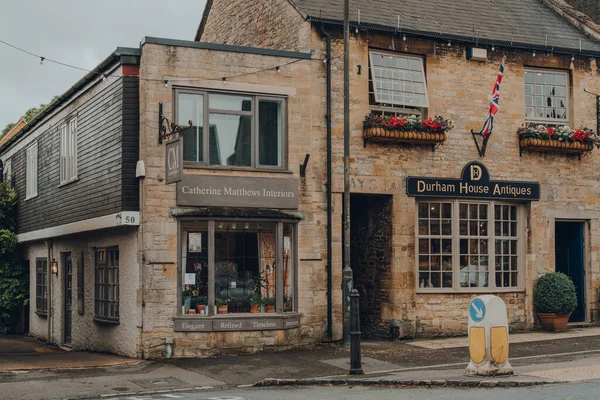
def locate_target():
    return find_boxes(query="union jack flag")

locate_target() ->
[480,58,506,139]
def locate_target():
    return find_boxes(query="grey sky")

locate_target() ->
[0,0,207,130]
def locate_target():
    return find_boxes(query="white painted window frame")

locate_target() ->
[3,159,11,183]
[524,68,570,125]
[368,50,430,109]
[59,118,78,185]
[415,199,526,294]
[25,142,38,200]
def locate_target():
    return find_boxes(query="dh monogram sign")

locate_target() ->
[406,161,540,201]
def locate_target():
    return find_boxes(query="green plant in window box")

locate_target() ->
[262,297,276,313]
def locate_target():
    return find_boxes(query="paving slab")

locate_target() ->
[407,327,600,350]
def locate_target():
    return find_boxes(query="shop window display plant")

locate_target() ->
[216,297,229,314]
[262,297,276,313]
[196,295,208,314]
[363,113,454,147]
[518,124,599,155]
[533,272,577,332]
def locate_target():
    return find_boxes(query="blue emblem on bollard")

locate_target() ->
[469,298,486,322]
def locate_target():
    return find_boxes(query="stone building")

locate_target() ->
[2,0,600,358]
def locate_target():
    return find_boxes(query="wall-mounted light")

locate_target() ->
[51,258,58,275]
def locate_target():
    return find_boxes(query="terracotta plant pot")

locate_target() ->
[266,304,275,313]
[197,305,205,314]
[537,312,571,332]
[250,304,260,313]
[363,127,447,145]
[188,309,197,315]
[218,305,228,314]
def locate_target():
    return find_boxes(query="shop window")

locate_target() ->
[417,201,521,291]
[369,50,428,116]
[181,221,297,315]
[524,69,569,124]
[35,258,48,314]
[176,90,286,169]
[94,248,119,322]
[59,118,78,185]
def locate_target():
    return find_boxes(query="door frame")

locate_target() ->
[555,219,590,323]
[63,252,73,346]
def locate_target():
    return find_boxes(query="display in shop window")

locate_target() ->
[188,232,202,252]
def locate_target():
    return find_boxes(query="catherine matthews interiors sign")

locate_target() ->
[176,175,299,209]
[406,161,540,201]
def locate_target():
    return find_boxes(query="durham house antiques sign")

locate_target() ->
[406,161,540,201]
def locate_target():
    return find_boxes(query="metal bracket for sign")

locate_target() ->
[159,102,189,144]
[299,154,310,178]
[471,129,489,157]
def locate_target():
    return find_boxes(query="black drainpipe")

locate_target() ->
[320,23,333,340]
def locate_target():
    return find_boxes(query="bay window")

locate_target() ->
[176,89,286,169]
[417,200,523,291]
[180,220,297,316]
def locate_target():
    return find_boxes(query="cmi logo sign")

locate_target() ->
[165,137,183,184]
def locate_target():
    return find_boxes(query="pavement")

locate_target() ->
[2,327,600,399]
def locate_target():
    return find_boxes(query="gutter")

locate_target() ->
[320,24,333,341]
[308,17,600,58]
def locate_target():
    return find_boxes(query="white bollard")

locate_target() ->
[465,295,513,376]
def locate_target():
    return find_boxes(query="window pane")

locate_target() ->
[183,224,209,315]
[416,202,452,288]
[259,100,283,167]
[215,222,277,313]
[209,94,252,112]
[283,223,295,312]
[209,114,252,166]
[178,93,204,162]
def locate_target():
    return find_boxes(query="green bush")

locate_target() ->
[0,180,28,333]
[533,272,577,315]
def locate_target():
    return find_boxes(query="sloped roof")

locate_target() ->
[0,117,27,149]
[291,0,600,55]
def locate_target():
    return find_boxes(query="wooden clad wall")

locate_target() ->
[11,77,140,234]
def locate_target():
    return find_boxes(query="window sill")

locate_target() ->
[25,194,38,201]
[183,163,292,174]
[416,288,525,295]
[58,177,79,188]
[35,310,48,318]
[93,317,120,325]
[173,312,301,332]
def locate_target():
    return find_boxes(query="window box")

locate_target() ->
[518,124,598,156]
[363,113,453,148]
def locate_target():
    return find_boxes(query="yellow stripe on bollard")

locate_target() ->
[469,327,486,364]
[490,326,508,364]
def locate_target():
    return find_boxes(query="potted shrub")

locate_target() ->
[196,295,208,314]
[216,298,229,314]
[263,297,275,313]
[533,272,577,332]
[518,124,599,155]
[250,294,261,313]
[183,285,192,313]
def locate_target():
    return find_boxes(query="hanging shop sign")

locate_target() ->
[406,161,540,201]
[176,175,299,209]
[165,137,183,184]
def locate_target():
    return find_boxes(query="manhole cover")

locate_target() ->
[130,376,185,389]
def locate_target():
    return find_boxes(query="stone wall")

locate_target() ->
[138,41,342,358]
[319,30,600,335]
[198,0,312,52]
